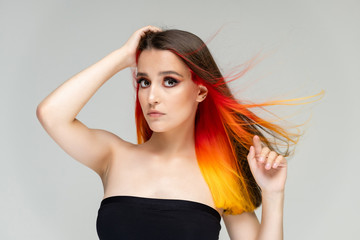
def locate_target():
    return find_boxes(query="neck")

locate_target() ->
[142,121,196,161]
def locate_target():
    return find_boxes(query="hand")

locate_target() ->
[122,25,162,68]
[247,135,287,194]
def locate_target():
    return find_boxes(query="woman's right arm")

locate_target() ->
[36,26,161,178]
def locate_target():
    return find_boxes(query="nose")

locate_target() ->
[147,84,160,106]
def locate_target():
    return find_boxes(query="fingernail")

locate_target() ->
[273,162,278,168]
[265,163,271,169]
[259,156,265,162]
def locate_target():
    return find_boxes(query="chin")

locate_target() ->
[147,122,177,133]
[148,126,168,133]
[147,123,166,133]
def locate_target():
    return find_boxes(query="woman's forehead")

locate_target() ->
[137,49,190,76]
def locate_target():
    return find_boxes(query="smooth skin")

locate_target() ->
[36,26,286,240]
[136,49,208,154]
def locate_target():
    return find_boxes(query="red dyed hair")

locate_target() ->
[133,29,323,215]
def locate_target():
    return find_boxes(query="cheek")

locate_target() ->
[138,89,146,103]
[169,87,198,112]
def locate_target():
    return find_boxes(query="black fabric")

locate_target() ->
[96,195,221,240]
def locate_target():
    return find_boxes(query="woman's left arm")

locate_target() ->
[223,192,284,240]
[224,135,287,240]
[257,191,284,240]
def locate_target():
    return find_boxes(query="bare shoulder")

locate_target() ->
[223,211,260,239]
[100,130,135,165]
[102,130,135,150]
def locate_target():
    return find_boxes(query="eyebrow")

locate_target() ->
[136,71,184,78]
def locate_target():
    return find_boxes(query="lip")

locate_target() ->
[147,110,165,117]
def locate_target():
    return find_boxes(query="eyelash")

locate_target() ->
[136,77,179,88]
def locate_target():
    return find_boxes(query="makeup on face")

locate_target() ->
[136,49,200,133]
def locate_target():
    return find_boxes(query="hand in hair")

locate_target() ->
[247,135,287,194]
[122,25,162,67]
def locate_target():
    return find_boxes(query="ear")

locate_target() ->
[196,85,208,102]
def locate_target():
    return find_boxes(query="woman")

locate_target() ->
[36,26,304,240]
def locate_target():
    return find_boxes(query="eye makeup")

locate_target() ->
[136,76,180,88]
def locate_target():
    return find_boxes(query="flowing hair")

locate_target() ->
[133,29,323,215]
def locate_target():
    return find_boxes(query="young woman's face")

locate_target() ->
[136,49,205,133]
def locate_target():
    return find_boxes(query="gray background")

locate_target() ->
[1,0,359,239]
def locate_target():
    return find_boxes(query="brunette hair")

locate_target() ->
[134,29,322,215]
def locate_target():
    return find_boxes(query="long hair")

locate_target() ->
[133,29,323,215]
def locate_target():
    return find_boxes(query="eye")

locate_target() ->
[164,77,178,87]
[137,78,150,88]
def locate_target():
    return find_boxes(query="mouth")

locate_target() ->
[147,111,165,117]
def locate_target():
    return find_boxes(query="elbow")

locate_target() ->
[36,103,45,122]
[36,103,74,128]
[36,103,55,126]
[36,102,49,123]
[36,104,43,119]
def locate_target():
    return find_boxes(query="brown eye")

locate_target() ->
[137,78,150,88]
[164,77,178,87]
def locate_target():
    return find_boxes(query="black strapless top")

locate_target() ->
[96,195,221,240]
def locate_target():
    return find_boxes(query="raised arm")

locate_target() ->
[36,26,161,178]
[223,135,287,240]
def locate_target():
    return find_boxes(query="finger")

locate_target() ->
[150,26,162,32]
[137,26,158,37]
[259,147,270,163]
[272,155,285,168]
[247,146,256,170]
[265,151,277,170]
[247,146,255,161]
[143,25,162,33]
[253,135,263,160]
